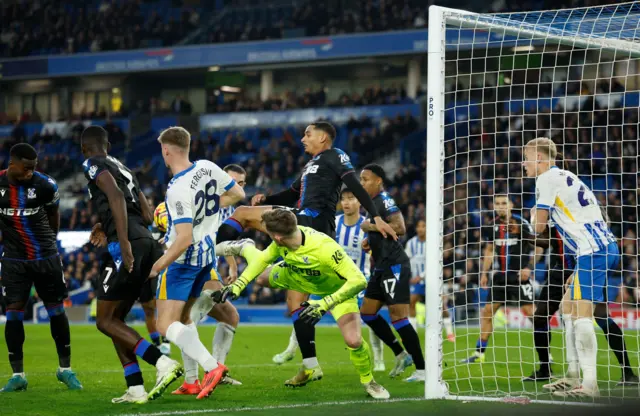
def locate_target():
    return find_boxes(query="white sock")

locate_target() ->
[443,315,454,336]
[562,314,580,378]
[368,326,384,363]
[190,291,214,324]
[574,317,598,390]
[302,357,319,369]
[166,321,218,372]
[182,322,199,383]
[58,367,72,372]
[285,328,299,354]
[409,316,418,329]
[212,322,236,365]
[13,372,25,378]
[129,385,146,396]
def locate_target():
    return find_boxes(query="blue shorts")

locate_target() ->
[571,242,620,302]
[410,281,426,296]
[157,262,214,301]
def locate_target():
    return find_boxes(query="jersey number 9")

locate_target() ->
[195,180,220,221]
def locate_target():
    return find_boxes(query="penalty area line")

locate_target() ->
[114,397,426,416]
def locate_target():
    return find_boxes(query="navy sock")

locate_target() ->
[394,318,425,370]
[362,314,404,356]
[150,331,161,346]
[596,317,634,376]
[123,361,144,387]
[476,339,489,354]
[292,308,316,359]
[133,338,163,366]
[47,304,71,368]
[5,310,25,373]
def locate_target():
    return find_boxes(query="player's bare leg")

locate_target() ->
[142,299,170,356]
[360,298,413,378]
[337,311,389,399]
[216,205,272,244]
[409,294,420,329]
[156,298,226,400]
[461,302,501,364]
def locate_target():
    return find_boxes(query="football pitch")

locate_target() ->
[1,324,639,416]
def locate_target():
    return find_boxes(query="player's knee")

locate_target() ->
[344,334,362,349]
[224,305,240,328]
[96,315,115,336]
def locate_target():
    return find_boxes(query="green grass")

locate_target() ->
[0,324,638,416]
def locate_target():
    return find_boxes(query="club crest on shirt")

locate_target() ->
[302,256,309,264]
[88,165,98,179]
[27,188,36,199]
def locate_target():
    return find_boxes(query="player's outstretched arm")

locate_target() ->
[362,211,406,237]
[220,182,245,208]
[219,243,280,301]
[260,181,300,207]
[96,171,133,271]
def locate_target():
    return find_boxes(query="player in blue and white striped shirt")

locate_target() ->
[406,219,455,341]
[273,188,386,372]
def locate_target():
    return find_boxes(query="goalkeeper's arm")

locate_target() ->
[229,243,279,290]
[320,247,368,309]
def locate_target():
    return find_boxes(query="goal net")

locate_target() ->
[425,2,640,404]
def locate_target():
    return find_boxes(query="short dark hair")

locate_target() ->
[81,125,109,149]
[362,163,388,185]
[262,209,298,236]
[310,121,336,141]
[224,164,246,175]
[10,143,38,161]
[494,193,511,201]
[340,187,354,198]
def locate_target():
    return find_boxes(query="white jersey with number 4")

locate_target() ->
[535,166,615,256]
[165,160,236,267]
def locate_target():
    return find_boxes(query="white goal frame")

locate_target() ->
[424,2,640,404]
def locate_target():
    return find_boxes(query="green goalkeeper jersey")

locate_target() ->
[238,226,367,305]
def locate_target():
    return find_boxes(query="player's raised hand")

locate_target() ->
[121,240,135,273]
[90,223,107,248]
[374,216,398,240]
[251,194,267,206]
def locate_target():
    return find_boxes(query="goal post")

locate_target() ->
[425,2,640,404]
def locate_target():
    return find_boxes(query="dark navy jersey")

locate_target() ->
[482,214,535,275]
[83,155,150,243]
[367,191,409,267]
[291,148,354,217]
[0,170,59,260]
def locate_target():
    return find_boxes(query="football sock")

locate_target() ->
[150,331,162,346]
[212,322,236,365]
[394,318,425,370]
[562,314,580,378]
[166,321,218,372]
[133,338,163,367]
[362,314,404,356]
[5,309,25,374]
[368,326,384,363]
[595,316,634,376]
[216,220,243,244]
[408,316,417,329]
[183,323,199,383]
[292,308,317,363]
[475,339,489,354]
[574,317,598,390]
[123,361,144,388]
[285,328,299,354]
[533,320,552,373]
[443,314,454,336]
[47,305,71,368]
[348,340,374,384]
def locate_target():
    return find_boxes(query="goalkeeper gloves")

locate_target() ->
[298,296,335,326]
[213,277,248,303]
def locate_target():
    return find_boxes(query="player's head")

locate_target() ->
[340,188,360,216]
[158,126,191,170]
[261,208,298,246]
[494,193,513,219]
[224,164,247,188]
[523,137,557,177]
[8,143,38,182]
[416,219,426,240]
[360,164,386,197]
[81,125,110,158]
[301,121,336,156]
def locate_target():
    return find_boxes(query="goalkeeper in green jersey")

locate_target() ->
[215,208,390,399]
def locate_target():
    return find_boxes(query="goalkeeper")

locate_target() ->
[215,208,390,399]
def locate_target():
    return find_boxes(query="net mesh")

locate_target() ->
[432,1,640,403]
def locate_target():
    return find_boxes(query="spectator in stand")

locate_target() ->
[170,94,193,115]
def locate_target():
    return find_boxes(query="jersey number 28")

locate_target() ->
[195,179,220,220]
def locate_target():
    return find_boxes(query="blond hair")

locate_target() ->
[158,126,191,150]
[525,137,557,160]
